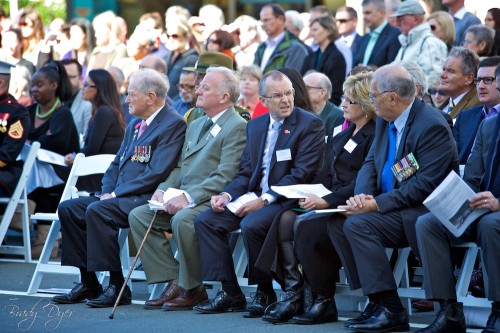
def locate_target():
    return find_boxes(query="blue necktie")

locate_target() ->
[381,122,397,193]
[261,121,282,194]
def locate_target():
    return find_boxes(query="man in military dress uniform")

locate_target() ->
[0,61,31,198]
[183,52,251,124]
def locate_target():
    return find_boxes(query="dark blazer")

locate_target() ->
[452,105,485,164]
[350,33,362,58]
[101,104,186,214]
[353,23,401,68]
[301,42,346,106]
[355,98,459,221]
[320,101,344,137]
[223,107,325,200]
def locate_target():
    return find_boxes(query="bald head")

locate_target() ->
[140,55,168,74]
[304,72,332,112]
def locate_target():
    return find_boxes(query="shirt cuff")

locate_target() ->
[261,193,276,204]
[111,192,116,198]
[221,192,232,202]
[184,191,196,205]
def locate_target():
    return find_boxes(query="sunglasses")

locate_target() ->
[166,34,179,39]
[430,25,436,31]
[207,38,219,44]
[336,19,353,24]
[427,88,446,96]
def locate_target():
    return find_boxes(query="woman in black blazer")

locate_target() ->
[259,72,376,324]
[301,16,346,106]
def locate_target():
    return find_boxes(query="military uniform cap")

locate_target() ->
[0,61,15,75]
[183,52,233,74]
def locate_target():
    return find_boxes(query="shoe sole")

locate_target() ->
[143,305,163,310]
[348,324,410,332]
[195,305,246,314]
[292,315,338,325]
[86,298,132,308]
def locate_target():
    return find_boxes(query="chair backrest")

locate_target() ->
[58,154,115,204]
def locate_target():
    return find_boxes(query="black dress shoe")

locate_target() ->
[292,295,338,325]
[86,284,132,308]
[52,283,103,304]
[243,289,277,318]
[344,302,380,327]
[262,290,304,323]
[482,307,500,333]
[348,305,409,332]
[193,290,246,314]
[416,302,465,333]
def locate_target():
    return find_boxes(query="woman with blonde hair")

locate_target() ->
[428,11,455,51]
[238,65,268,118]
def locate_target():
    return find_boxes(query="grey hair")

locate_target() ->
[206,66,240,104]
[448,47,480,76]
[361,0,386,10]
[305,72,333,99]
[106,66,125,85]
[259,70,293,97]
[285,10,304,31]
[374,64,416,100]
[465,24,495,56]
[129,68,170,100]
[394,60,427,98]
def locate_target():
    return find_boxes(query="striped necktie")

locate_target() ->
[448,99,455,113]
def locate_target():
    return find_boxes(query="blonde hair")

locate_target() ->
[343,71,376,121]
[239,65,263,81]
[428,11,455,48]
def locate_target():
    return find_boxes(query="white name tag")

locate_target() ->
[210,124,221,137]
[343,139,357,153]
[332,125,342,137]
[276,149,292,162]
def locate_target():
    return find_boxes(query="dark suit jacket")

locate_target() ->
[353,24,401,68]
[101,104,186,214]
[320,101,344,137]
[355,99,459,222]
[452,105,485,164]
[301,42,346,105]
[350,33,362,58]
[223,107,325,200]
[439,87,481,119]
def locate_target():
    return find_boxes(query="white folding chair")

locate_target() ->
[0,142,40,262]
[27,153,116,294]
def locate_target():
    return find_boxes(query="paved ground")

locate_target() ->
[0,254,486,333]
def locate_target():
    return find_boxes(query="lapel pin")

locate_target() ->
[284,130,290,134]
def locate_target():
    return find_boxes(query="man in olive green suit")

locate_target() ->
[128,67,247,311]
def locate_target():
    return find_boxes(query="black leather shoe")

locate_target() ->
[86,284,132,308]
[292,295,338,325]
[243,290,277,318]
[416,302,465,333]
[483,307,500,333]
[344,301,380,327]
[52,283,103,304]
[348,305,409,332]
[193,290,246,314]
[262,290,304,323]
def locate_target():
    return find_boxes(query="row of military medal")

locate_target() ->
[131,145,151,163]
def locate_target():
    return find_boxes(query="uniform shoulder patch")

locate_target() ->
[8,120,24,139]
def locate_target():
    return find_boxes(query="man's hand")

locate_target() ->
[100,193,113,200]
[234,198,264,218]
[151,190,164,203]
[299,194,329,211]
[470,191,500,212]
[164,194,188,215]
[338,194,378,216]
[211,193,230,213]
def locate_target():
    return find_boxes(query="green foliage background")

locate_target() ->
[0,1,66,25]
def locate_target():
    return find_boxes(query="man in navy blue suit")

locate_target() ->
[453,56,500,164]
[52,69,187,308]
[193,70,325,317]
[353,0,400,68]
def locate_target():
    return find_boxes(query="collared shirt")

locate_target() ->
[341,31,357,47]
[484,103,500,119]
[145,105,163,126]
[260,115,285,204]
[334,39,353,76]
[260,31,285,71]
[393,99,414,151]
[453,7,467,20]
[363,21,387,65]
[444,90,469,113]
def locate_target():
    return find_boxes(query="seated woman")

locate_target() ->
[27,60,80,258]
[257,71,376,324]
[64,69,125,192]
[237,65,268,119]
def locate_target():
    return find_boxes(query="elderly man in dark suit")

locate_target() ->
[128,67,247,311]
[327,64,458,332]
[415,67,500,333]
[52,69,187,308]
[453,56,500,164]
[193,70,325,317]
[353,0,401,68]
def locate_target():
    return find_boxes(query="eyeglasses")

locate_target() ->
[262,88,294,101]
[166,34,179,39]
[336,19,353,24]
[369,91,393,102]
[207,38,219,44]
[473,77,495,85]
[177,83,195,91]
[83,82,97,89]
[430,25,436,31]
[306,85,323,91]
[396,15,409,23]
[427,88,446,96]
[341,95,358,105]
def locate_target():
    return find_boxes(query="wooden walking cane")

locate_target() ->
[109,211,158,319]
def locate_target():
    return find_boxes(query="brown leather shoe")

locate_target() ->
[144,283,184,309]
[162,286,208,311]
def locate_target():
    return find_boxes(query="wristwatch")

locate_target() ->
[262,197,270,206]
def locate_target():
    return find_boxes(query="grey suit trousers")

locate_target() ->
[128,202,211,290]
[416,211,500,301]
